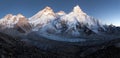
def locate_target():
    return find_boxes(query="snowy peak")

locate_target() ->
[4,14,13,19]
[43,6,52,11]
[1,14,17,22]
[0,14,28,29]
[56,11,66,15]
[17,14,27,21]
[29,6,57,31]
[41,6,55,17]
[29,6,55,20]
[42,6,54,14]
[3,14,25,21]
[73,5,82,13]
[73,5,86,15]
[17,14,25,18]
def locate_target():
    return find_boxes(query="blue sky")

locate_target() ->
[0,0,120,26]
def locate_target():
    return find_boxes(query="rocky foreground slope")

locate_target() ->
[0,32,120,58]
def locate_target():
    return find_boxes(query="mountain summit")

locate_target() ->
[30,6,55,20]
[73,5,85,14]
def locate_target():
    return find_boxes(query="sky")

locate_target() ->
[0,0,120,26]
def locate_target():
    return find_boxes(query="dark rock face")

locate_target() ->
[15,17,32,33]
[0,32,120,58]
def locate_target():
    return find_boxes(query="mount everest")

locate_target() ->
[0,5,120,57]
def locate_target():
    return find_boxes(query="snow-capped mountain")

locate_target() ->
[52,5,104,36]
[28,5,106,38]
[0,5,106,37]
[0,5,114,38]
[0,14,15,28]
[29,6,56,31]
[0,14,31,34]
[0,14,25,28]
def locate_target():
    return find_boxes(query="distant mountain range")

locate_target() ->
[0,5,120,57]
